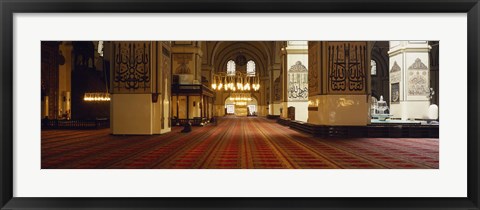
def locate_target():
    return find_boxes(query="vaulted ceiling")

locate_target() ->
[202,41,282,77]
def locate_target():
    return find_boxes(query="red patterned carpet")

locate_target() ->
[41,117,439,169]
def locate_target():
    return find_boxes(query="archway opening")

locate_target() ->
[224,96,258,116]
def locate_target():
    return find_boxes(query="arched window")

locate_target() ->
[227,60,236,75]
[247,60,256,76]
[371,60,377,75]
[97,41,104,57]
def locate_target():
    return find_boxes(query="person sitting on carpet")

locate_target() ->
[210,116,217,126]
[181,120,192,133]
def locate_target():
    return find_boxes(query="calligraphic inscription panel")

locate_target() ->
[308,42,320,96]
[408,58,429,96]
[113,42,151,93]
[327,42,367,94]
[274,76,281,102]
[288,61,308,101]
[391,83,400,103]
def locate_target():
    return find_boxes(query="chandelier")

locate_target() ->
[84,41,111,102]
[83,92,111,102]
[229,93,252,106]
[211,71,260,92]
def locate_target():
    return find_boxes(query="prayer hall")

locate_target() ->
[41,41,439,169]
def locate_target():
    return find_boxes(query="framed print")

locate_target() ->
[1,0,480,209]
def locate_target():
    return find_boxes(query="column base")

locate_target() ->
[390,101,430,120]
[269,103,282,115]
[111,94,153,135]
[308,95,369,126]
[160,127,171,134]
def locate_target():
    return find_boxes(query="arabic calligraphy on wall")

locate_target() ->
[407,58,429,96]
[327,42,367,94]
[391,83,400,103]
[113,42,151,93]
[288,61,308,101]
[308,42,320,96]
[273,76,281,102]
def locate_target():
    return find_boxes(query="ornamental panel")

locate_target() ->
[174,53,193,74]
[308,42,320,96]
[389,61,402,84]
[327,42,367,94]
[288,61,308,101]
[407,58,429,96]
[112,42,151,93]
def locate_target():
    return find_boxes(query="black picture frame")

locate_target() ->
[1,0,479,209]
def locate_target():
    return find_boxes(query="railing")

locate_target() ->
[267,115,280,119]
[171,117,210,126]
[276,118,291,126]
[171,84,215,97]
[281,119,439,138]
[41,118,110,129]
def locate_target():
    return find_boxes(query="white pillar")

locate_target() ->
[281,41,309,122]
[388,41,431,120]
[307,41,371,126]
[110,41,171,135]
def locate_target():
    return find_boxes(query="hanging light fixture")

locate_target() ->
[229,93,252,106]
[211,71,260,92]
[230,93,252,101]
[84,41,111,102]
[84,92,111,101]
